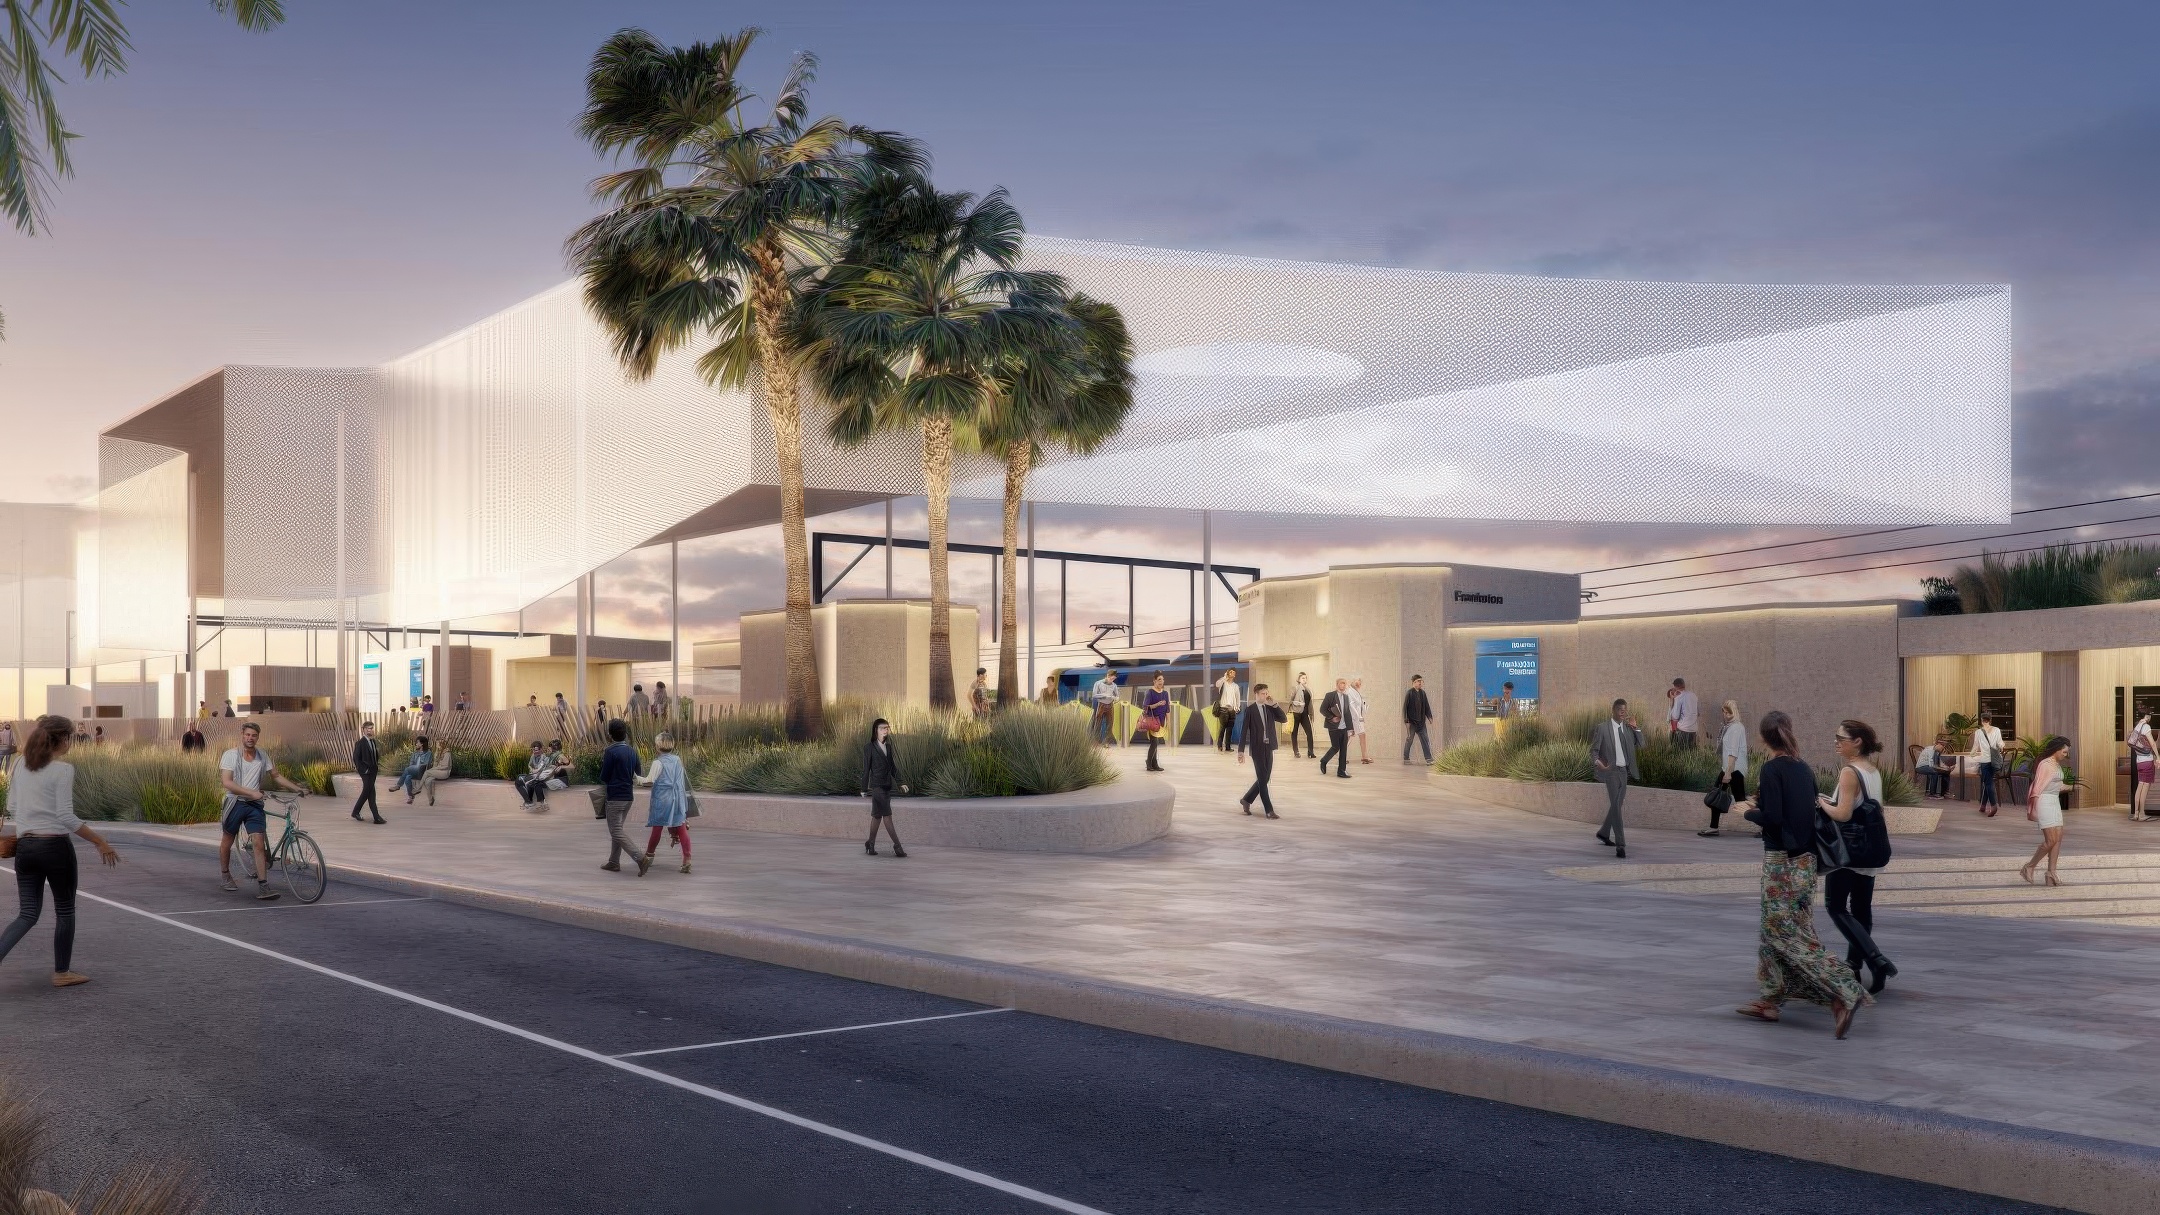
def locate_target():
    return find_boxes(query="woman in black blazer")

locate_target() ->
[861,718,909,858]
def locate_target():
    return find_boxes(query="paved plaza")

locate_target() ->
[121,743,2160,1155]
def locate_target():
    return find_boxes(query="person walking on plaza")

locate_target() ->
[1821,719,1897,994]
[350,720,385,824]
[2129,711,2155,821]
[180,722,206,753]
[0,716,121,988]
[1286,673,1315,759]
[1091,670,1120,746]
[1141,674,1172,773]
[1590,698,1641,858]
[1401,674,1434,764]
[1669,678,1698,749]
[627,684,651,718]
[1733,710,1870,1038]
[2021,736,2072,887]
[970,668,992,719]
[389,736,431,799]
[861,718,908,857]
[637,732,692,874]
[1969,710,2005,816]
[218,722,305,901]
[1319,677,1353,778]
[598,718,651,876]
[1214,670,1242,752]
[1702,700,1746,837]
[1349,677,1372,764]
[1236,683,1287,819]
[553,692,569,733]
[652,680,671,720]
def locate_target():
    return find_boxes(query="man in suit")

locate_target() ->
[1401,674,1434,764]
[1236,683,1288,819]
[350,720,386,824]
[1319,677,1353,778]
[1590,697,1643,858]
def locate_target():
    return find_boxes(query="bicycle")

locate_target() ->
[230,791,328,904]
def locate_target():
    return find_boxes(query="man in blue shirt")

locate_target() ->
[598,717,650,876]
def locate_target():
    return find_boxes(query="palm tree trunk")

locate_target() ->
[996,439,1029,705]
[922,413,956,710]
[749,242,823,741]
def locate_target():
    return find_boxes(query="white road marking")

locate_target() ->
[52,876,1109,1215]
[157,896,434,915]
[618,1007,1014,1058]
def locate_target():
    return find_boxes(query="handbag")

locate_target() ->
[587,787,609,819]
[683,791,700,819]
[1812,807,1853,872]
[1703,785,1733,815]
[1138,714,1163,734]
[1817,767,1893,870]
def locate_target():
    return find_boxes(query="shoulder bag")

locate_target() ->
[1702,784,1733,815]
[1818,766,1893,870]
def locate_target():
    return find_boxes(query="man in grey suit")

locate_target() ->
[1590,697,1643,858]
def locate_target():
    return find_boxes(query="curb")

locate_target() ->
[111,825,2154,1213]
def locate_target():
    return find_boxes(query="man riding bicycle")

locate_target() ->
[219,722,307,901]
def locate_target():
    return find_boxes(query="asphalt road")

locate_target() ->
[0,841,2058,1215]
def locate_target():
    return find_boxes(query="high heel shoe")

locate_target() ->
[2046,873,2062,886]
[2019,863,2036,885]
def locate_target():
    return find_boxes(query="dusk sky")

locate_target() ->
[5,1,2158,646]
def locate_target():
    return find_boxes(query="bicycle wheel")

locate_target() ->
[282,831,327,904]
[229,837,265,886]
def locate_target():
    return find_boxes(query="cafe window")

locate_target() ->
[1976,689,2017,742]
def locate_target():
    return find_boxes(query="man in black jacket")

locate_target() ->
[1402,674,1434,764]
[1236,683,1288,819]
[1319,678,1353,778]
[350,720,385,824]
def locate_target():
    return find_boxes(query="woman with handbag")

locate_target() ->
[1141,674,1172,773]
[1968,711,2005,816]
[2129,712,2154,822]
[1731,710,1869,1038]
[1700,700,1747,837]
[2020,736,2071,887]
[0,715,121,988]
[636,732,693,873]
[1821,719,1897,994]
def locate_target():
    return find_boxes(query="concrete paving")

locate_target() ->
[109,743,2160,1161]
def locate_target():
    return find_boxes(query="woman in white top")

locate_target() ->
[2021,736,2071,887]
[0,715,120,988]
[1214,672,1242,753]
[1348,677,1371,765]
[1968,711,2005,817]
[2129,712,2155,822]
[1820,719,1896,994]
[1701,700,1747,837]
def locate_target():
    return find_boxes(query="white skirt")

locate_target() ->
[2034,793,2063,830]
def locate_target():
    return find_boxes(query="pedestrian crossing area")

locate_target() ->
[1550,852,2160,926]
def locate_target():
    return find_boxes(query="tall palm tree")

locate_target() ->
[976,292,1134,703]
[2,0,284,233]
[567,27,922,740]
[803,174,1064,710]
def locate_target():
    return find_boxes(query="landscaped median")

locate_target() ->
[1431,710,1940,834]
[331,701,1170,854]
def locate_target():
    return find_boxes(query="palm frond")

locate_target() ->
[211,0,286,33]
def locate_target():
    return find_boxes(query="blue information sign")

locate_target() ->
[409,657,425,702]
[1474,638,1539,723]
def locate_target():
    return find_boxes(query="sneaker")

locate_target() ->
[601,862,621,872]
[255,885,281,902]
[680,860,692,874]
[219,874,239,892]
[1698,829,1720,837]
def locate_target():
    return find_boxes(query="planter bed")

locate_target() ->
[333,772,1172,853]
[1426,772,1941,835]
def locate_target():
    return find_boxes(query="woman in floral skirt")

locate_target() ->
[1732,710,1870,1039]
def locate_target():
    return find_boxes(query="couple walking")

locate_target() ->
[595,718,694,876]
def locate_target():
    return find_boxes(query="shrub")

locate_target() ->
[1492,716,1551,756]
[761,741,862,796]
[1503,740,1594,783]
[924,744,1016,799]
[140,782,223,825]
[1635,737,1723,793]
[57,747,222,822]
[1432,738,1505,777]
[290,761,337,796]
[984,704,1113,794]
[695,746,789,793]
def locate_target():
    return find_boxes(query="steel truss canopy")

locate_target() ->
[96,239,2011,643]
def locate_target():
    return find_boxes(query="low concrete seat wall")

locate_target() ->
[1426,772,1941,835]
[333,772,1173,853]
